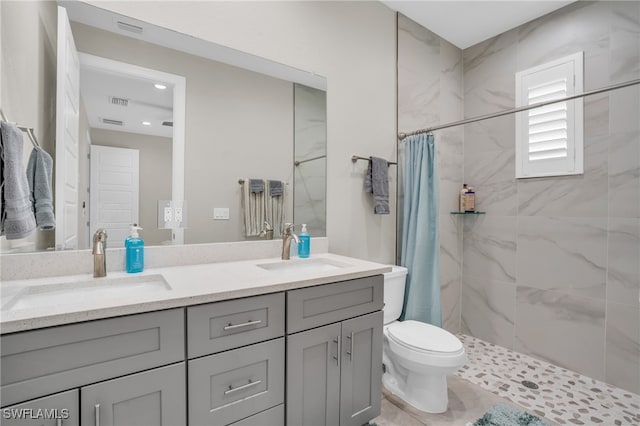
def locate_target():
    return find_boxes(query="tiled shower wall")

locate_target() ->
[397,14,465,333]
[460,1,640,394]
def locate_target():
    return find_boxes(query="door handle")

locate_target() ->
[346,332,354,361]
[94,404,100,426]
[333,336,340,367]
[224,379,262,395]
[223,320,262,330]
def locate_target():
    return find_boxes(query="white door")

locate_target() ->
[55,6,80,250]
[90,145,140,250]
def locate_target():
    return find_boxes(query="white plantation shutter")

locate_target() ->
[515,53,583,178]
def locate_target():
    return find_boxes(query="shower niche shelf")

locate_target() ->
[450,211,486,215]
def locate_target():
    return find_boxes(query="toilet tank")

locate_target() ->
[383,265,408,324]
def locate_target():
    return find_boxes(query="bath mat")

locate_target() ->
[469,403,553,426]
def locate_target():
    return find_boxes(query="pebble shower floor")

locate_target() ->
[455,335,640,425]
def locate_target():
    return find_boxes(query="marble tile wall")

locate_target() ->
[460,1,640,394]
[397,14,464,334]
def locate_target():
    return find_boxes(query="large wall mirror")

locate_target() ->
[0,1,326,254]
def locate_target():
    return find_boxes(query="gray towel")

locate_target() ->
[249,178,265,193]
[27,148,55,230]
[0,121,36,239]
[269,180,283,197]
[364,156,390,214]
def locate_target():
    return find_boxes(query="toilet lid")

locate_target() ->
[388,320,463,353]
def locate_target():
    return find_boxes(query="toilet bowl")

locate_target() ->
[382,266,467,413]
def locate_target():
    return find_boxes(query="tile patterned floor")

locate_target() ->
[456,334,639,425]
[375,334,640,426]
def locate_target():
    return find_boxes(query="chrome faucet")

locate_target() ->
[92,229,108,278]
[281,223,300,260]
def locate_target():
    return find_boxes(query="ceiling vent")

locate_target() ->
[116,21,144,34]
[109,97,129,107]
[162,121,174,127]
[102,118,124,126]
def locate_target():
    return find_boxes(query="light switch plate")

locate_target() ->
[213,208,230,220]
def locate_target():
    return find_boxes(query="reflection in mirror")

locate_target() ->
[0,1,327,254]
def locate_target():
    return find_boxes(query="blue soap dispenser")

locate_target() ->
[298,223,310,258]
[125,225,144,273]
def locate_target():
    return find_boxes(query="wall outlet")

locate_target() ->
[213,208,230,220]
[164,207,173,222]
[174,207,183,223]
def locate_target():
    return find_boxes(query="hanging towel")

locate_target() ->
[26,147,55,230]
[266,180,285,236]
[241,178,266,237]
[364,156,390,214]
[249,178,265,193]
[0,121,36,239]
[268,179,283,197]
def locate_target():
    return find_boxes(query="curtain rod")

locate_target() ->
[398,78,640,141]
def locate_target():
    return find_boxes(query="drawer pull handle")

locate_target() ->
[346,332,354,361]
[224,320,262,330]
[333,336,340,367]
[95,404,100,426]
[224,379,262,395]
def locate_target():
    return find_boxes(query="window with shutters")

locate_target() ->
[515,52,584,178]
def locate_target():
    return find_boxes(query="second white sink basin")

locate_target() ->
[2,274,171,311]
[257,257,352,275]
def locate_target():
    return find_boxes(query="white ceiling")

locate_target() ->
[382,1,576,49]
[80,66,174,139]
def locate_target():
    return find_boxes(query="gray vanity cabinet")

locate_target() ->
[0,390,79,426]
[286,323,341,426]
[80,363,186,426]
[286,276,384,426]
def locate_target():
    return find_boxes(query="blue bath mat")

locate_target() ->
[470,403,553,426]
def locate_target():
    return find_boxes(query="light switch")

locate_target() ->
[213,208,230,220]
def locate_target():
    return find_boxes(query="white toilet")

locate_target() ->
[382,266,467,414]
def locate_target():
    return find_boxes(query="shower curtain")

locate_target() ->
[400,133,441,326]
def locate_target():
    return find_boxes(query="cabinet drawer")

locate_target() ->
[229,404,284,426]
[287,275,383,333]
[1,390,79,426]
[1,309,184,407]
[187,293,284,358]
[189,338,284,426]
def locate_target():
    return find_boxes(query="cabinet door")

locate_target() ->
[286,323,341,426]
[81,363,185,426]
[339,311,383,426]
[0,390,78,426]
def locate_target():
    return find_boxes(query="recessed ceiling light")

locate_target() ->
[142,121,151,126]
[154,83,167,90]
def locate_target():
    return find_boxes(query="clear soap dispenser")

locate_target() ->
[125,225,144,273]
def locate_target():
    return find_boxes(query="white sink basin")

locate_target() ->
[2,274,171,311]
[257,258,352,275]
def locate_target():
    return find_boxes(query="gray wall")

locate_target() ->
[90,128,172,247]
[460,1,639,394]
[0,0,57,252]
[71,22,294,245]
[397,14,465,334]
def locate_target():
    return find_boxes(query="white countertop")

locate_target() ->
[0,253,391,334]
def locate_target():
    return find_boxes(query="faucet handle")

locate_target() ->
[284,223,297,233]
[92,229,108,254]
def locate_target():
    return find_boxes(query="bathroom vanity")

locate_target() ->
[0,254,389,426]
